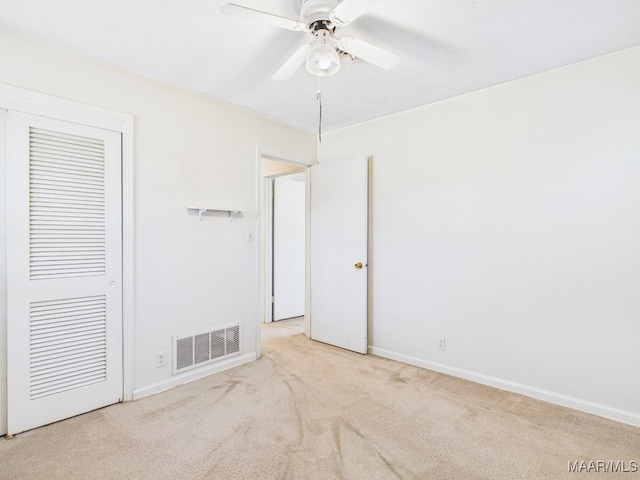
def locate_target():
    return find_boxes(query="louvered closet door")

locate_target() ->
[6,112,122,435]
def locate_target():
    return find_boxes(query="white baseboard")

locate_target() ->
[369,346,640,428]
[132,352,257,401]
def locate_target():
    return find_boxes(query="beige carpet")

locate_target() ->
[1,319,638,479]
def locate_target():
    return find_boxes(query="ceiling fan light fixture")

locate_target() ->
[306,31,340,77]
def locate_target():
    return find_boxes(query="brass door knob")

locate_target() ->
[354,262,363,269]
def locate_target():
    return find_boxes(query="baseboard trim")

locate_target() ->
[369,346,640,427]
[132,352,257,401]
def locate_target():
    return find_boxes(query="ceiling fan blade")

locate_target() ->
[337,36,401,70]
[220,3,306,31]
[273,44,312,81]
[329,0,383,26]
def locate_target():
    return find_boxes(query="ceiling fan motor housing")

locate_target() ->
[300,0,339,28]
[219,1,399,79]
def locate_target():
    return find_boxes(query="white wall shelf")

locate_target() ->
[187,207,241,222]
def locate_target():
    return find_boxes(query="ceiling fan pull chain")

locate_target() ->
[316,86,322,143]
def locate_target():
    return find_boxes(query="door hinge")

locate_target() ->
[271,296,275,304]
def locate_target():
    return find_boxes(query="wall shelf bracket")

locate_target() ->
[188,207,242,222]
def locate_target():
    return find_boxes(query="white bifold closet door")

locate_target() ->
[6,112,123,435]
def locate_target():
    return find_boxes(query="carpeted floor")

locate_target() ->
[1,318,638,479]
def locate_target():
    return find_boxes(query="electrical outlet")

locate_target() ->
[156,351,166,368]
[437,337,446,352]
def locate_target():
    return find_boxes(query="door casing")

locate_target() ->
[256,149,313,358]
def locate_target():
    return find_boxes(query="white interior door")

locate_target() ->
[310,156,368,354]
[273,175,305,321]
[6,112,123,435]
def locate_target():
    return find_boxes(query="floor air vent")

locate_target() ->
[173,323,240,374]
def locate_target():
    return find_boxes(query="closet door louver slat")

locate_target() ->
[29,295,107,400]
[29,127,106,280]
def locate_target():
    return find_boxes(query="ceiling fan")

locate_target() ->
[220,0,401,80]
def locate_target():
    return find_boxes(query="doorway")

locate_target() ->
[256,152,369,356]
[258,154,309,350]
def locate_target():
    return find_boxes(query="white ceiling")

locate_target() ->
[1,0,640,133]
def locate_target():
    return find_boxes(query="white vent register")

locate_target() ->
[172,323,240,374]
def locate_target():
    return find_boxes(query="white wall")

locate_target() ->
[0,28,316,415]
[319,46,640,425]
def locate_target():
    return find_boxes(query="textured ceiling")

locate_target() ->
[1,0,640,133]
